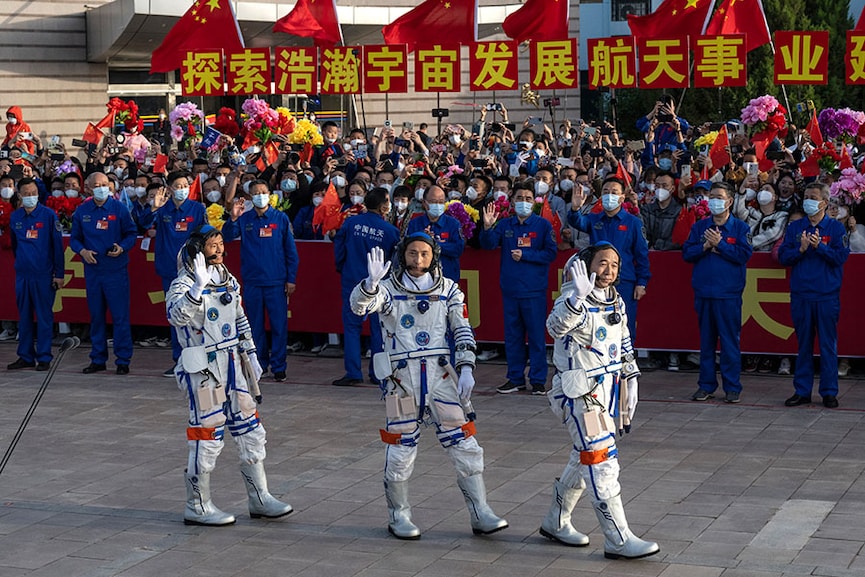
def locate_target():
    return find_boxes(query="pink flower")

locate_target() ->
[170,125,184,141]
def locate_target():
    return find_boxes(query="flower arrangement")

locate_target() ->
[289,118,323,146]
[692,198,711,220]
[693,131,718,149]
[445,200,476,239]
[830,167,865,205]
[53,160,79,179]
[818,108,865,143]
[275,107,296,136]
[241,98,280,144]
[45,195,82,230]
[492,195,512,221]
[741,95,787,140]
[169,102,205,142]
[105,98,142,132]
[205,203,227,231]
[268,193,292,214]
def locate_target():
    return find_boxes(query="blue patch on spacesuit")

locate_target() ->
[400,314,415,328]
[595,327,607,341]
[207,307,219,321]
[221,323,232,337]
[609,343,618,359]
[416,331,430,346]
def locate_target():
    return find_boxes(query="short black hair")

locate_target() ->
[364,187,390,211]
[322,121,338,131]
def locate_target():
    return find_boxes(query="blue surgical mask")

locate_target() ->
[92,186,110,202]
[803,198,822,216]
[427,203,445,218]
[601,194,621,212]
[708,198,728,215]
[21,195,38,209]
[281,179,297,192]
[515,201,534,217]
[658,158,673,171]
[173,188,189,202]
[252,193,270,209]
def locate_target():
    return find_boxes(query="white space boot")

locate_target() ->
[384,479,421,540]
[240,462,293,519]
[184,470,235,526]
[594,494,660,559]
[456,473,508,535]
[539,478,590,546]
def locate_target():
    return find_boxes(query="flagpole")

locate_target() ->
[767,34,792,124]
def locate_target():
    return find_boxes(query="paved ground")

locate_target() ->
[1,343,864,577]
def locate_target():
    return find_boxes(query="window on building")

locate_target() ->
[612,0,651,21]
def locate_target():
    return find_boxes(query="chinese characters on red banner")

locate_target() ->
[274,47,317,94]
[846,32,865,85]
[587,37,636,89]
[363,45,408,93]
[227,48,271,95]
[693,35,746,88]
[529,39,578,90]
[181,51,224,96]
[638,37,690,89]
[774,31,829,85]
[415,44,461,92]
[470,41,519,91]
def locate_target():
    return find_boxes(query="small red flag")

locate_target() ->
[94,111,115,131]
[502,0,569,43]
[383,0,477,49]
[540,196,562,244]
[82,123,104,146]
[312,182,345,235]
[255,141,281,172]
[273,0,343,47]
[188,172,202,202]
[150,0,245,73]
[840,145,854,170]
[806,109,824,147]
[705,0,771,53]
[614,161,632,190]
[153,153,169,174]
[709,125,731,172]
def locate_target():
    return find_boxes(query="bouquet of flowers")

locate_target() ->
[241,98,280,145]
[105,98,142,132]
[740,95,787,140]
[169,102,205,143]
[206,203,227,231]
[275,107,296,136]
[818,108,865,143]
[692,198,711,220]
[53,160,79,179]
[268,193,292,214]
[492,195,512,221]
[289,118,323,146]
[45,195,82,230]
[830,167,865,205]
[445,200,477,239]
[693,131,718,149]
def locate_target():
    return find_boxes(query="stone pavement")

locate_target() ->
[1,344,864,577]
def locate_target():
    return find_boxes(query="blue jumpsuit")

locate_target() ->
[480,214,557,386]
[137,199,206,361]
[682,215,753,396]
[333,212,400,382]
[778,216,849,398]
[291,205,325,240]
[10,204,64,364]
[222,206,299,375]
[406,213,465,283]
[70,198,138,367]
[568,208,651,343]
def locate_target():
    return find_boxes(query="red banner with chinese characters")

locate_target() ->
[774,31,829,85]
[363,44,409,94]
[320,46,361,94]
[226,48,272,95]
[180,50,225,96]
[638,36,690,89]
[469,41,519,91]
[693,35,747,88]
[274,46,318,94]
[3,242,864,357]
[845,32,865,85]
[415,44,461,92]
[587,37,637,90]
[529,39,578,90]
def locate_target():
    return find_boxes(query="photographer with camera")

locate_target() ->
[636,95,689,169]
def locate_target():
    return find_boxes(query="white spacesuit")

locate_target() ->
[541,242,659,559]
[350,232,507,539]
[166,226,292,526]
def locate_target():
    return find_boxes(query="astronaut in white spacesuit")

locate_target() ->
[167,225,292,526]
[350,232,507,539]
[541,241,659,559]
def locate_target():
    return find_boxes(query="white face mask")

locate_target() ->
[114,167,125,179]
[378,183,392,194]
[414,187,425,201]
[7,117,17,125]
[173,188,189,202]
[519,141,533,149]
[448,189,462,200]
[0,187,13,199]
[52,189,64,198]
[242,181,252,195]
[466,186,479,201]
[493,190,508,201]
[757,190,774,206]
[656,187,671,202]
[92,186,111,202]
[350,138,364,147]
[312,196,324,207]
[331,175,346,188]
[558,179,574,192]
[535,181,549,196]
[216,175,227,187]
[836,206,849,219]
[449,134,461,146]
[395,200,408,212]
[350,194,365,205]
[744,188,757,201]
[65,189,79,198]
[325,136,337,144]
[134,186,147,198]
[206,190,222,203]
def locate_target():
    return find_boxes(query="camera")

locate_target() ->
[384,119,392,128]
[394,138,410,148]
[657,114,674,123]
[543,97,560,107]
[766,150,787,161]
[431,108,449,119]
[402,121,413,130]
[485,103,502,111]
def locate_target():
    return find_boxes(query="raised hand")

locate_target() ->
[364,246,391,292]
[569,258,596,302]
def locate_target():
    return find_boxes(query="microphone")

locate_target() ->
[59,336,81,353]
[206,254,218,261]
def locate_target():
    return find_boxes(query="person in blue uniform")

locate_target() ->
[406,185,465,284]
[480,186,557,395]
[682,182,753,403]
[779,183,850,408]
[6,177,64,371]
[332,187,400,386]
[137,171,206,375]
[222,179,299,382]
[69,171,138,374]
[568,177,651,343]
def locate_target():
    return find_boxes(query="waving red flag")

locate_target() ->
[383,0,476,48]
[709,125,731,172]
[273,0,343,47]
[150,0,244,73]
[627,0,713,41]
[313,182,345,235]
[502,0,569,43]
[806,109,824,147]
[705,0,771,53]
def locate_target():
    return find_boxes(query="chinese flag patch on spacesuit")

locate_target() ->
[462,304,469,318]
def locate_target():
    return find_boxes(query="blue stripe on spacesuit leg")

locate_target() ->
[418,359,428,420]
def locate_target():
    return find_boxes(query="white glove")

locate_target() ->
[457,366,475,400]
[567,259,596,307]
[248,351,263,383]
[626,377,639,420]
[189,252,209,300]
[364,246,391,292]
